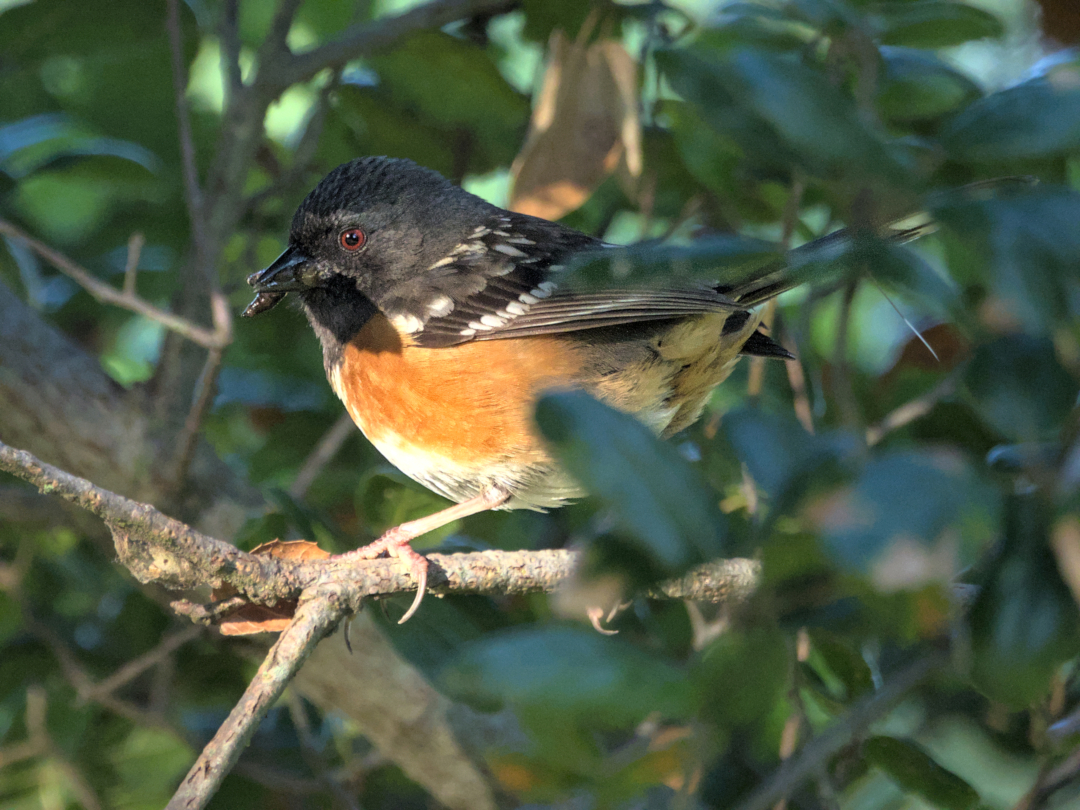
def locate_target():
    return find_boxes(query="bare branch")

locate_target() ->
[0,440,760,612]
[166,592,343,810]
[270,0,517,91]
[263,0,306,59]
[0,218,227,351]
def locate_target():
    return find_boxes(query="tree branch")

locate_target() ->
[0,438,760,611]
[270,0,517,90]
[166,591,343,810]
[0,218,228,351]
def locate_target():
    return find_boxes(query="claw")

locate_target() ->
[331,488,508,623]
[397,557,428,624]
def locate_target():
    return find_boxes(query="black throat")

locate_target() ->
[299,278,379,373]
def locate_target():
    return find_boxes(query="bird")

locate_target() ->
[243,156,931,622]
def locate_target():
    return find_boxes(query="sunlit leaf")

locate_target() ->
[877,47,982,122]
[872,1,1004,49]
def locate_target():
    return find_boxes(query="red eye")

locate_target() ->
[340,228,365,251]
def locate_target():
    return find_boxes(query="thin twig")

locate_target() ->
[865,372,958,446]
[733,649,948,810]
[291,412,356,499]
[833,278,863,433]
[24,614,181,735]
[123,232,145,296]
[785,341,814,433]
[166,591,345,810]
[263,0,306,59]
[170,346,226,487]
[80,626,201,704]
[0,218,226,349]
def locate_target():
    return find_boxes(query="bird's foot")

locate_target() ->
[335,527,429,624]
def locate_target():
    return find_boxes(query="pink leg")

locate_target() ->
[335,487,510,623]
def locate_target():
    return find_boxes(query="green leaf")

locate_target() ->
[368,30,530,172]
[808,630,875,699]
[692,626,790,727]
[857,236,961,323]
[864,735,980,810]
[934,187,1080,332]
[535,391,726,578]
[964,336,1077,442]
[658,48,907,185]
[877,47,981,123]
[0,0,179,64]
[328,85,456,177]
[968,495,1080,707]
[872,1,1004,49]
[441,626,693,724]
[940,66,1080,162]
[821,451,991,573]
[722,408,856,520]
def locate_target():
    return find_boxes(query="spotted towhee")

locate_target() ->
[244,156,934,621]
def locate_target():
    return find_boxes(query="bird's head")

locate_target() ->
[243,157,493,317]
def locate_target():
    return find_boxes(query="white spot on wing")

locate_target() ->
[494,243,528,258]
[429,256,454,270]
[390,312,424,334]
[480,314,507,328]
[505,301,527,315]
[427,294,453,317]
[507,236,535,245]
[519,293,539,305]
[468,320,494,331]
[460,328,477,336]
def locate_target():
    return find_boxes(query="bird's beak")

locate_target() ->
[247,245,316,293]
[242,246,316,317]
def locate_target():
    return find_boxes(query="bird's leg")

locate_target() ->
[335,486,510,623]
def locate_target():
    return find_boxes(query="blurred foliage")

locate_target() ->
[2,0,1080,808]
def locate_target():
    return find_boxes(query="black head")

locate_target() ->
[244,157,496,326]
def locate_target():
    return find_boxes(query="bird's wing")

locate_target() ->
[375,212,745,348]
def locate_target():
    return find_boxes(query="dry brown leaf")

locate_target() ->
[213,540,330,635]
[509,27,641,220]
